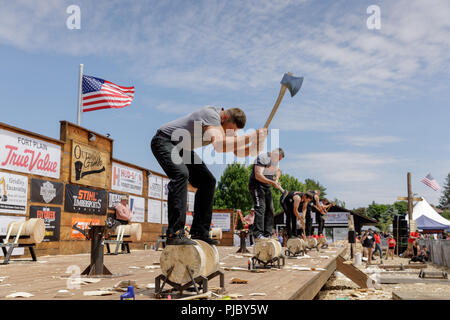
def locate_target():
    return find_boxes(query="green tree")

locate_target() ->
[439,173,450,208]
[214,163,253,212]
[304,178,327,198]
[366,202,391,232]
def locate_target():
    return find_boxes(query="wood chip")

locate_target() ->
[249,292,267,296]
[146,283,155,289]
[222,267,248,271]
[144,265,160,269]
[228,293,244,299]
[6,292,34,298]
[83,290,114,296]
[231,277,248,284]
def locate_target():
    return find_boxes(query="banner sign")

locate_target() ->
[71,141,109,188]
[0,172,28,215]
[148,199,161,223]
[111,162,143,195]
[162,178,169,201]
[71,217,100,239]
[64,184,107,215]
[312,211,349,225]
[212,212,231,231]
[162,201,168,224]
[0,129,61,179]
[0,215,25,256]
[148,174,163,199]
[29,206,61,242]
[187,192,195,212]
[129,195,145,223]
[108,192,127,210]
[30,178,63,205]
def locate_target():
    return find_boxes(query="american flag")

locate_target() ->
[421,173,440,191]
[82,75,134,112]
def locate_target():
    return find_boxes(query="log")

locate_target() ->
[6,219,45,244]
[209,228,222,240]
[253,239,282,263]
[159,240,219,284]
[306,237,317,249]
[114,223,142,242]
[318,237,327,247]
[287,238,304,254]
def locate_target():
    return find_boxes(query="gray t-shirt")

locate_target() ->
[158,106,222,149]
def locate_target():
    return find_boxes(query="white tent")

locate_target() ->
[412,198,450,227]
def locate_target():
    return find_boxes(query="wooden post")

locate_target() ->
[407,172,413,221]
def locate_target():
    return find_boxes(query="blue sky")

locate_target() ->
[0,0,449,209]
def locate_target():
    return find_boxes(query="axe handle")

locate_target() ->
[264,85,288,129]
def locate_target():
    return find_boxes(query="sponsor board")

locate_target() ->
[64,184,107,215]
[148,174,163,199]
[212,212,231,231]
[148,199,161,224]
[129,195,145,223]
[162,178,169,201]
[0,172,28,215]
[111,162,143,195]
[162,201,168,225]
[30,178,63,205]
[0,129,61,179]
[71,217,101,239]
[187,191,195,212]
[71,141,109,188]
[29,206,61,241]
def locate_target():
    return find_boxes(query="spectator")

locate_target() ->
[372,231,383,263]
[386,235,396,260]
[115,196,132,225]
[362,229,375,264]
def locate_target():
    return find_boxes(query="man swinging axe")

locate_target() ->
[151,106,268,246]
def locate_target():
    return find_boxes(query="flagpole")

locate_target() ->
[77,64,84,126]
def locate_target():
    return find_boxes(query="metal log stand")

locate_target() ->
[236,230,250,254]
[285,247,305,258]
[251,254,285,269]
[154,266,225,299]
[72,223,112,276]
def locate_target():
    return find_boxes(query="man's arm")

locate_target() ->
[255,165,280,189]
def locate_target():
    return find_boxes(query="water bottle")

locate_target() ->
[120,286,135,300]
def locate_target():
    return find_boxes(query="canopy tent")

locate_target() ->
[416,215,449,230]
[412,198,450,229]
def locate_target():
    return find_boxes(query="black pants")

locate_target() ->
[315,211,324,236]
[305,210,313,236]
[249,183,274,238]
[281,200,297,238]
[151,134,216,237]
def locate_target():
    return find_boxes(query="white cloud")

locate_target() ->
[335,135,404,147]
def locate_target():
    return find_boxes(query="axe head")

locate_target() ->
[281,73,304,97]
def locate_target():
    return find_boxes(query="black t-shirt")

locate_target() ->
[363,234,374,247]
[283,192,305,214]
[249,152,277,187]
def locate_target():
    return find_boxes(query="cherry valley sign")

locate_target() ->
[0,129,61,179]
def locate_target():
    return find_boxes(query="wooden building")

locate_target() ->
[0,120,234,258]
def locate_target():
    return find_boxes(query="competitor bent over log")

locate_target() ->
[151,106,268,245]
[280,191,313,240]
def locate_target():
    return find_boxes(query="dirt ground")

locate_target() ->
[317,245,450,300]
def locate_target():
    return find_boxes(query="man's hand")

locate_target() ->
[272,180,282,190]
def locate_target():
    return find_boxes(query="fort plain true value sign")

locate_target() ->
[0,129,61,179]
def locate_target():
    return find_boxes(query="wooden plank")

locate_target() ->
[392,291,450,300]
[380,277,450,285]
[380,263,427,270]
[335,255,369,288]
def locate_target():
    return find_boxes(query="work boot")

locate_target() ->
[190,234,220,245]
[166,232,198,246]
[255,234,269,242]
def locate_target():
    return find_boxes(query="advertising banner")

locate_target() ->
[108,192,127,210]
[211,212,231,231]
[148,174,163,199]
[0,172,28,215]
[162,201,168,224]
[29,206,61,241]
[0,129,61,179]
[187,191,195,212]
[64,184,107,215]
[30,178,63,205]
[71,217,100,239]
[71,141,109,188]
[148,199,162,224]
[111,162,143,195]
[162,178,169,201]
[129,195,145,223]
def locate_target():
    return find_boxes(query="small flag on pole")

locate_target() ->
[421,173,440,191]
[82,75,134,112]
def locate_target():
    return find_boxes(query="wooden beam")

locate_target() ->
[407,172,413,221]
[397,197,423,202]
[380,263,427,270]
[335,256,369,289]
[392,291,450,300]
[380,277,450,285]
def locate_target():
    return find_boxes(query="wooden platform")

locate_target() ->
[0,245,345,300]
[392,291,450,300]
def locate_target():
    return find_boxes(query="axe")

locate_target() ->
[264,72,304,128]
